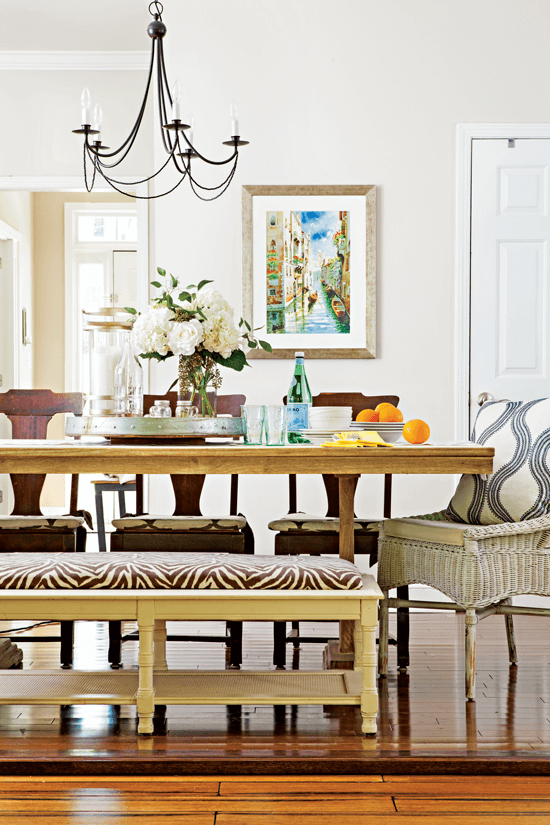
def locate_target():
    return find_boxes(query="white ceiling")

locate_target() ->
[0,0,153,51]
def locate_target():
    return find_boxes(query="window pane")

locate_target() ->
[117,216,137,242]
[78,216,117,242]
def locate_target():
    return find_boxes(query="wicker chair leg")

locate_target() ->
[378,591,389,677]
[465,607,477,701]
[502,599,518,665]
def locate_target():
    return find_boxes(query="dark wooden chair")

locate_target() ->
[108,392,253,669]
[0,389,89,668]
[270,392,409,669]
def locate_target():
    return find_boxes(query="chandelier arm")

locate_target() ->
[186,155,238,191]
[157,40,177,155]
[179,129,239,166]
[88,41,157,163]
[188,163,237,202]
[86,143,179,187]
[83,142,97,192]
[90,157,189,200]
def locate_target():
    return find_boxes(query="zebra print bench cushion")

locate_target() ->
[447,398,550,525]
[111,515,247,531]
[0,552,363,591]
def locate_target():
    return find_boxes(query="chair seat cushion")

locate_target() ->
[0,516,86,530]
[111,515,247,531]
[383,513,469,547]
[0,551,363,591]
[268,514,379,533]
[447,398,550,525]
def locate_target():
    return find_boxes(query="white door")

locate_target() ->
[470,138,550,425]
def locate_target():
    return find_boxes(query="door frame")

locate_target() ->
[455,124,550,440]
[0,176,151,395]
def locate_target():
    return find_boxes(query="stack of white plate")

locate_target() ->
[348,421,404,443]
[308,406,352,429]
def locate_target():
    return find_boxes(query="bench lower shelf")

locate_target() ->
[0,669,364,706]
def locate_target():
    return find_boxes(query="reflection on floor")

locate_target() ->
[0,611,549,771]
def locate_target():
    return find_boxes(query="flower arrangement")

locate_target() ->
[126,268,271,416]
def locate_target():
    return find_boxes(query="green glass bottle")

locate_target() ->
[287,351,312,443]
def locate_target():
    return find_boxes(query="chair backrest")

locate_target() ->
[0,389,84,516]
[285,392,400,517]
[139,392,247,516]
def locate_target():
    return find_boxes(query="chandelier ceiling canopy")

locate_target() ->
[73,1,249,200]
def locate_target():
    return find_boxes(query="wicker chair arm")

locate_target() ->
[464,513,550,550]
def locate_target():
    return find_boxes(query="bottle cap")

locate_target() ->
[295,351,304,357]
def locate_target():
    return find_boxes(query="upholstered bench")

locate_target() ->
[0,551,381,735]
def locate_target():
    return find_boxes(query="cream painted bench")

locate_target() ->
[0,552,382,735]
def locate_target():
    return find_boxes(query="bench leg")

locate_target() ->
[137,602,155,735]
[60,621,74,669]
[229,621,242,669]
[361,601,378,735]
[154,620,168,671]
[273,621,286,669]
[108,621,122,669]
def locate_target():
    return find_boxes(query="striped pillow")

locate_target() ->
[446,398,550,525]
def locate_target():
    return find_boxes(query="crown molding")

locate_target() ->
[0,51,149,71]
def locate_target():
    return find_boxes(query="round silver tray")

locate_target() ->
[65,415,245,439]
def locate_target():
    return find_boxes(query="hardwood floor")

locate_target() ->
[1,774,550,823]
[0,609,550,772]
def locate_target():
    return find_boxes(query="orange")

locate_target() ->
[356,408,379,422]
[377,403,403,423]
[403,419,430,444]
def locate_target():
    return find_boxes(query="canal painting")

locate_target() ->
[266,211,350,335]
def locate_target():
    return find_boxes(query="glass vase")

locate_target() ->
[178,354,219,418]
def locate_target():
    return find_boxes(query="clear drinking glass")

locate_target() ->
[264,405,287,445]
[149,399,172,418]
[241,405,265,445]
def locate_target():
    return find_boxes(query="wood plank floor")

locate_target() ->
[1,774,550,823]
[1,609,550,772]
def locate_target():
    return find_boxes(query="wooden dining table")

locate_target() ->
[0,440,494,658]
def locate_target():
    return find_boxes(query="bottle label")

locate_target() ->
[287,403,309,432]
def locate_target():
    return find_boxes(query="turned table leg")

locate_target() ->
[337,474,360,658]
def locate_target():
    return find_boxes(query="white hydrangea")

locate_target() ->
[168,318,204,356]
[197,287,233,317]
[202,310,241,359]
[131,305,174,356]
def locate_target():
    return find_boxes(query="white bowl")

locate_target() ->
[309,413,352,428]
[310,407,352,414]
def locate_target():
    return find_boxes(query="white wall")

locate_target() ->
[147,0,550,554]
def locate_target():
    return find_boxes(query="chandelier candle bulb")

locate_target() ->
[230,100,240,136]
[171,79,181,121]
[93,103,103,143]
[81,87,91,125]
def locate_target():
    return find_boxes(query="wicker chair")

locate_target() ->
[377,380,550,707]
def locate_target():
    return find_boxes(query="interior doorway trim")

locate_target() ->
[455,123,550,441]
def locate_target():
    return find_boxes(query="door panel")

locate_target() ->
[471,139,550,425]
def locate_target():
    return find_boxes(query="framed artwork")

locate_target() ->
[242,185,376,359]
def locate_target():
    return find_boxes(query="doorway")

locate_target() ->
[456,124,550,440]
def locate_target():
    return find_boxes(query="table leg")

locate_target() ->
[337,474,360,657]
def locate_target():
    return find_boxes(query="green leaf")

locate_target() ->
[179,291,192,303]
[151,280,162,289]
[124,306,137,315]
[248,339,257,348]
[139,351,174,362]
[207,348,249,372]
[171,274,178,288]
[157,267,166,277]
[238,319,243,328]
[197,279,213,291]
[244,320,251,332]
[259,340,273,352]
[195,307,206,320]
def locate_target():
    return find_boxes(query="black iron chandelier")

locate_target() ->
[73,1,249,200]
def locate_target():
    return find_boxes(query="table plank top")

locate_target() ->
[0,439,494,476]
